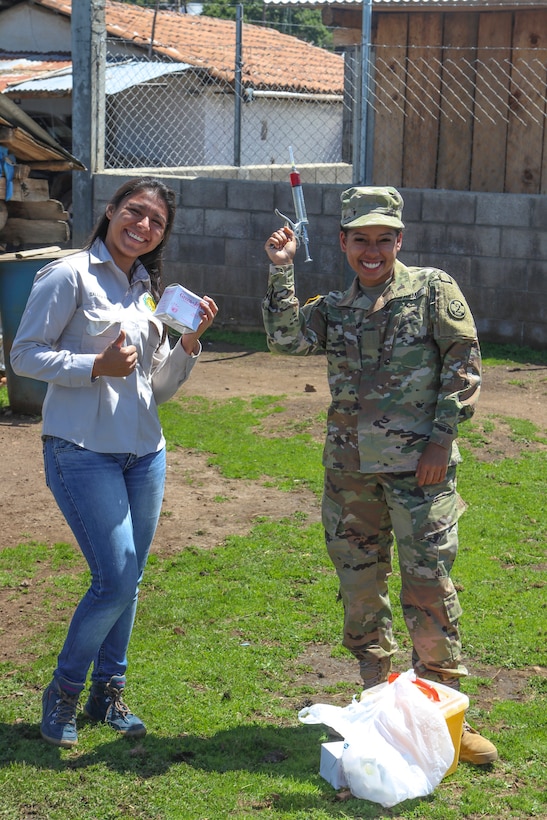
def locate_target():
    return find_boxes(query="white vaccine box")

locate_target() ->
[154,284,202,333]
[319,741,347,790]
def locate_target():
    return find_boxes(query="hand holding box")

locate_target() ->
[154,284,203,333]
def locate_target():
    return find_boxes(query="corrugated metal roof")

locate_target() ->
[0,58,71,93]
[106,61,193,94]
[2,60,193,97]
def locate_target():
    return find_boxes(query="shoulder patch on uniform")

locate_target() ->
[304,294,322,306]
[447,298,467,320]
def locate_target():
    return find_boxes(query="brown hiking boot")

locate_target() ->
[459,722,498,765]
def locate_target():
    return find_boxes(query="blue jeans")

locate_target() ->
[43,436,166,688]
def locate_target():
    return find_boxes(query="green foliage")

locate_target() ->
[115,0,334,47]
[202,0,333,47]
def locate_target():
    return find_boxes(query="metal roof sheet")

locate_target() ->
[2,60,193,96]
[0,58,72,93]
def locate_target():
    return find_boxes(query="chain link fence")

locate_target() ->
[104,38,345,170]
[372,43,547,192]
[103,37,547,192]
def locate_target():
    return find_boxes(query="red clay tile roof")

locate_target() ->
[32,0,343,94]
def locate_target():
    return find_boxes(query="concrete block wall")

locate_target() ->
[93,173,547,349]
[400,189,547,350]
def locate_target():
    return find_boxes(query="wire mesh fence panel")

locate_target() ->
[103,37,344,170]
[368,43,547,193]
[103,53,236,168]
[103,35,547,193]
[239,94,344,166]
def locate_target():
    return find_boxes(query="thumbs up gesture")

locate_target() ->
[92,329,138,378]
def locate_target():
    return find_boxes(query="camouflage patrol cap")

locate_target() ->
[340,186,405,230]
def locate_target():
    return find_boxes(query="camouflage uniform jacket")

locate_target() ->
[262,259,481,473]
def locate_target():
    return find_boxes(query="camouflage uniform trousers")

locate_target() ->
[322,466,468,688]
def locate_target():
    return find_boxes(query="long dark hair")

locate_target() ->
[86,177,177,302]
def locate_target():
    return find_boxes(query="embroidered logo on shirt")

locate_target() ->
[143,293,156,312]
[447,299,466,320]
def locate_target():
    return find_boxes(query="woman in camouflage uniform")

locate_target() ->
[262,186,497,766]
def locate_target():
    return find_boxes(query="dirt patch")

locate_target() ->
[1,342,546,707]
[289,643,547,712]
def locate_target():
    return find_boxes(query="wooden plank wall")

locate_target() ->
[470,13,512,193]
[371,13,407,188]
[505,10,547,194]
[437,13,478,190]
[370,9,547,194]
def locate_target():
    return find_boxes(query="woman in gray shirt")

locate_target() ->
[11,177,218,748]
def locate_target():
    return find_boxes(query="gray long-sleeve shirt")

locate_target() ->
[11,239,199,456]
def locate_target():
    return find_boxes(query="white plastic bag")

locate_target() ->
[298,670,454,807]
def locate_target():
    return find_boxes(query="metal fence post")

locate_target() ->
[353,0,373,185]
[342,47,357,164]
[71,0,106,247]
[234,3,243,167]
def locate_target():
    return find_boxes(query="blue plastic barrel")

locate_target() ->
[0,249,76,415]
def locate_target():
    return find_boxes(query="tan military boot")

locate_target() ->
[459,722,498,765]
[359,656,392,690]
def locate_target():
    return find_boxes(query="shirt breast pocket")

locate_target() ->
[389,306,431,369]
[326,313,362,373]
[82,309,122,353]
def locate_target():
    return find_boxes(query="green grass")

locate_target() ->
[455,448,546,668]
[205,327,269,352]
[0,340,546,819]
[160,394,323,493]
[170,327,269,353]
[481,342,547,366]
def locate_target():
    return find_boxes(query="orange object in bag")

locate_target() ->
[388,672,440,702]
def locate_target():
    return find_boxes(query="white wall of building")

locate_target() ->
[0,5,71,52]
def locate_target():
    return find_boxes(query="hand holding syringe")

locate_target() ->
[273,147,312,263]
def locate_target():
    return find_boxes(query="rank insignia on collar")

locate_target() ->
[304,294,322,306]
